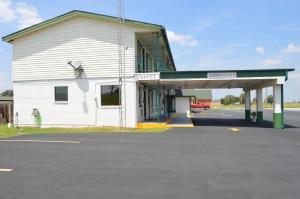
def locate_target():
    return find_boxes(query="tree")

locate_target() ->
[221,95,240,105]
[0,90,13,97]
[267,95,273,104]
[239,93,245,104]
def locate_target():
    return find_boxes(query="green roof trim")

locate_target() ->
[2,10,176,70]
[160,68,295,79]
[2,10,163,42]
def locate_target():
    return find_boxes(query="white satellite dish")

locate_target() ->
[67,60,84,78]
[73,61,82,69]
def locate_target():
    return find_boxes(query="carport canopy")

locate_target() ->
[136,68,295,129]
[159,69,294,90]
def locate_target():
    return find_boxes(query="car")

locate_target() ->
[191,99,211,110]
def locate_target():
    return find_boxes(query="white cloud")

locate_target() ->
[15,2,42,29]
[282,44,300,54]
[0,0,42,29]
[256,46,265,54]
[262,58,281,66]
[166,30,199,47]
[0,0,15,22]
[279,23,300,31]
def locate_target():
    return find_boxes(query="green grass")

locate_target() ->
[212,104,244,109]
[0,125,169,139]
[287,103,300,108]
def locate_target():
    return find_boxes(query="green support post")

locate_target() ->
[256,88,263,124]
[245,90,251,121]
[273,84,284,129]
[256,112,263,123]
[245,110,251,121]
[281,84,284,128]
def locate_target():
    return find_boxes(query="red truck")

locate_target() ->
[191,99,212,110]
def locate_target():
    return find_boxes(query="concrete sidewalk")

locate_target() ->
[167,114,194,128]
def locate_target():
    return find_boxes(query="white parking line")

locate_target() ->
[0,140,80,144]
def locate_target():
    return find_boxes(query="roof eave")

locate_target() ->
[2,10,164,43]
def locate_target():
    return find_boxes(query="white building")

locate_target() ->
[2,10,295,129]
[3,10,175,128]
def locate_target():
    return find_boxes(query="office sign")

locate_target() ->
[135,73,160,81]
[207,72,237,79]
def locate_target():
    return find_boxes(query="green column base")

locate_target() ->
[273,113,283,129]
[256,111,263,123]
[245,110,251,121]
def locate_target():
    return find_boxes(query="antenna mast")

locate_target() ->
[118,0,126,129]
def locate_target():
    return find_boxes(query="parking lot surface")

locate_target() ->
[0,109,299,199]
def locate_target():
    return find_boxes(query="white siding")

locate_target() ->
[12,16,157,81]
[13,77,137,128]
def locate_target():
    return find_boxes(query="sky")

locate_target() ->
[0,0,299,101]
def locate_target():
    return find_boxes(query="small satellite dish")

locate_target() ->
[73,61,82,69]
[67,60,84,79]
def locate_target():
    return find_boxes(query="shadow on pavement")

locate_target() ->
[192,118,298,129]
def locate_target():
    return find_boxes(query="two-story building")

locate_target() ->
[2,10,175,128]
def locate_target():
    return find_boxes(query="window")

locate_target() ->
[101,85,120,106]
[139,87,143,107]
[137,40,142,72]
[55,86,68,102]
[150,90,153,106]
[146,52,149,72]
[142,48,146,72]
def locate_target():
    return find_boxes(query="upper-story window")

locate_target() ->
[145,52,149,72]
[137,40,142,72]
[142,48,145,72]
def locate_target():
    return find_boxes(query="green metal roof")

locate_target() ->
[2,10,175,69]
[161,68,295,80]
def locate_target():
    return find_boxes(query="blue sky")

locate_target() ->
[0,0,299,101]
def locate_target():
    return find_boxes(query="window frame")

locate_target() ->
[100,85,121,107]
[54,86,68,103]
[138,86,143,107]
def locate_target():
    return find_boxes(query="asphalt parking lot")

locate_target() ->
[0,109,299,199]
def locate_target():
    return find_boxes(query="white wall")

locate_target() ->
[10,15,162,128]
[12,16,158,81]
[175,97,190,113]
[14,77,137,128]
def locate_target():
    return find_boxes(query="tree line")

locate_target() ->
[220,93,273,105]
[0,90,13,97]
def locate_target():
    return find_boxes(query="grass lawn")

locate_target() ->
[0,125,169,139]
